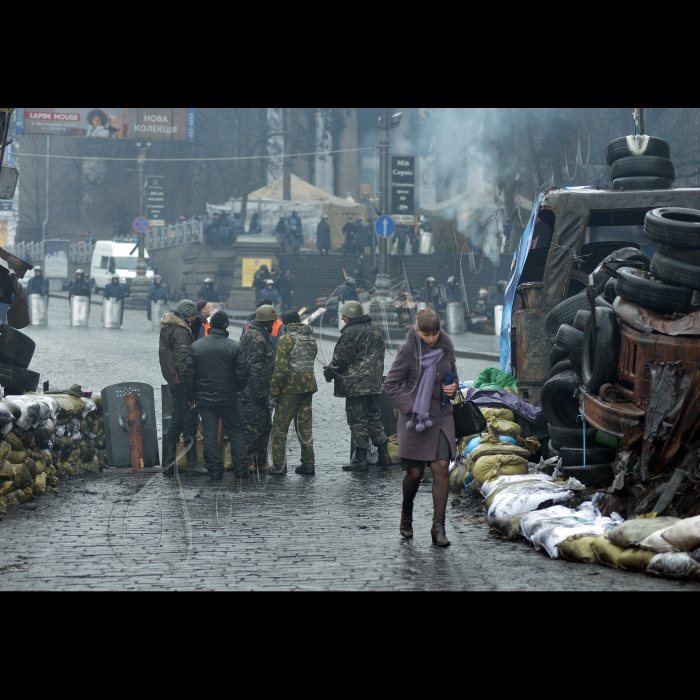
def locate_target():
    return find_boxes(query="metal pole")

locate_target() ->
[378,108,390,276]
[138,147,145,257]
[42,135,50,242]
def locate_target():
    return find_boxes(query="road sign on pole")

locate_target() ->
[132,216,150,233]
[375,215,395,239]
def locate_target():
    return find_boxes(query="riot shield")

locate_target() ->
[103,298,121,329]
[102,382,159,468]
[151,300,165,331]
[71,296,89,327]
[30,294,47,326]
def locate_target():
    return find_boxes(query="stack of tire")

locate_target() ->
[605,136,674,191]
[0,325,39,395]
[612,207,700,318]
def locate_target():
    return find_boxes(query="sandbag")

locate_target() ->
[480,473,554,499]
[491,512,527,540]
[387,434,399,462]
[0,460,13,480]
[0,441,9,465]
[480,407,515,422]
[11,463,32,490]
[449,464,469,493]
[590,535,628,568]
[639,529,679,553]
[558,534,598,563]
[3,395,49,431]
[0,402,14,425]
[487,480,577,525]
[4,431,23,451]
[488,419,522,438]
[26,393,60,419]
[32,472,47,495]
[616,547,657,572]
[34,459,45,475]
[23,457,36,479]
[484,477,561,510]
[518,436,541,455]
[647,552,700,579]
[607,516,681,549]
[469,478,481,497]
[466,434,530,472]
[8,449,27,464]
[51,394,86,418]
[659,515,700,552]
[472,453,528,485]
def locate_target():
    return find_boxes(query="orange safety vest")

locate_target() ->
[203,322,211,336]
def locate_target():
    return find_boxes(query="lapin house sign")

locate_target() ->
[390,155,415,223]
[17,108,195,142]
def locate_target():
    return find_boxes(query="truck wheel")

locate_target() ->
[612,176,672,191]
[644,207,700,248]
[615,266,692,314]
[559,445,617,467]
[650,252,700,290]
[561,463,614,488]
[548,423,597,450]
[0,362,40,395]
[541,371,581,429]
[605,136,670,166]
[610,155,675,182]
[582,307,620,394]
[0,325,36,369]
[554,324,583,354]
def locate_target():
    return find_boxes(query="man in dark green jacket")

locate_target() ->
[269,311,318,475]
[323,300,393,471]
[240,304,277,472]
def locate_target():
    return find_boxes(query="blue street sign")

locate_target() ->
[375,215,395,238]
[132,216,150,233]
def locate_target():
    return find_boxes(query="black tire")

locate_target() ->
[610,156,675,182]
[573,309,590,331]
[605,136,670,166]
[570,350,583,383]
[561,463,614,488]
[545,292,613,342]
[555,324,584,354]
[549,344,569,367]
[549,359,573,378]
[548,423,597,450]
[650,252,700,291]
[592,247,649,295]
[603,277,617,303]
[559,445,617,467]
[547,443,560,460]
[596,295,612,309]
[582,307,620,394]
[0,362,39,395]
[645,207,700,248]
[615,266,692,314]
[541,371,581,429]
[612,177,673,191]
[0,325,36,369]
[658,244,700,267]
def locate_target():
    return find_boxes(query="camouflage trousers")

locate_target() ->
[345,395,387,450]
[271,393,314,466]
[243,399,272,465]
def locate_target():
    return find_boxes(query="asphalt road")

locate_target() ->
[0,301,696,591]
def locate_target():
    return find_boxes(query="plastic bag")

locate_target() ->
[480,473,554,499]
[487,481,575,525]
[647,552,700,579]
[607,516,680,549]
[659,515,700,552]
[474,367,518,392]
[638,528,679,553]
[472,453,528,485]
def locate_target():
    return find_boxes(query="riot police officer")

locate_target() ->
[104,273,127,324]
[68,269,91,324]
[27,266,50,300]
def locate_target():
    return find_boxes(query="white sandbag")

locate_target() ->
[3,396,49,431]
[660,515,700,552]
[647,552,700,579]
[638,528,678,553]
[480,473,554,499]
[519,505,580,539]
[487,482,574,525]
[31,395,60,419]
[0,403,14,426]
[81,398,97,417]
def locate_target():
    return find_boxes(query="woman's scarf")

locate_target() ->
[407,347,445,432]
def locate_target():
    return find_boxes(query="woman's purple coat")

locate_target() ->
[383,327,458,462]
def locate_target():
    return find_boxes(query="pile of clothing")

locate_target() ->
[0,387,106,514]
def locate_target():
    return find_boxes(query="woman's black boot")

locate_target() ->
[400,501,413,538]
[430,517,451,547]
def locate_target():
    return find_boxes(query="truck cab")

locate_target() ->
[90,240,153,293]
[504,187,700,406]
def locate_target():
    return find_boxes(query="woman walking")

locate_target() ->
[384,309,458,546]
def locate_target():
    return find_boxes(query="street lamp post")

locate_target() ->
[126,141,151,309]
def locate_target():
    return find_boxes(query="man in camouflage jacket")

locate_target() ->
[269,311,318,475]
[239,304,277,471]
[323,301,393,471]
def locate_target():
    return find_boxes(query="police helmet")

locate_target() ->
[345,277,355,287]
[76,269,85,277]
[340,301,363,318]
[154,274,162,281]
[112,273,119,280]
[204,278,214,284]
[255,304,278,322]
[447,276,456,285]
[34,266,42,273]
[265,279,275,286]
[426,276,436,284]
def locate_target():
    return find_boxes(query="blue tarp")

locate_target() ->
[500,192,545,373]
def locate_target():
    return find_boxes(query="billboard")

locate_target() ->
[17,108,194,141]
[43,240,69,279]
[390,155,416,223]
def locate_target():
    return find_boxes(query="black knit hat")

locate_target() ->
[210,311,229,329]
[282,311,300,325]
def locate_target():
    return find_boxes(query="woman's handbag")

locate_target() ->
[452,395,487,438]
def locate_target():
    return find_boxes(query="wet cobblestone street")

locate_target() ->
[1,302,697,591]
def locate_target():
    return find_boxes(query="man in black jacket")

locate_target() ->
[197,278,221,304]
[68,269,91,324]
[184,311,250,480]
[104,274,127,324]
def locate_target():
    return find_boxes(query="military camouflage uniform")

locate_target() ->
[239,320,275,466]
[322,314,387,450]
[269,323,318,466]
